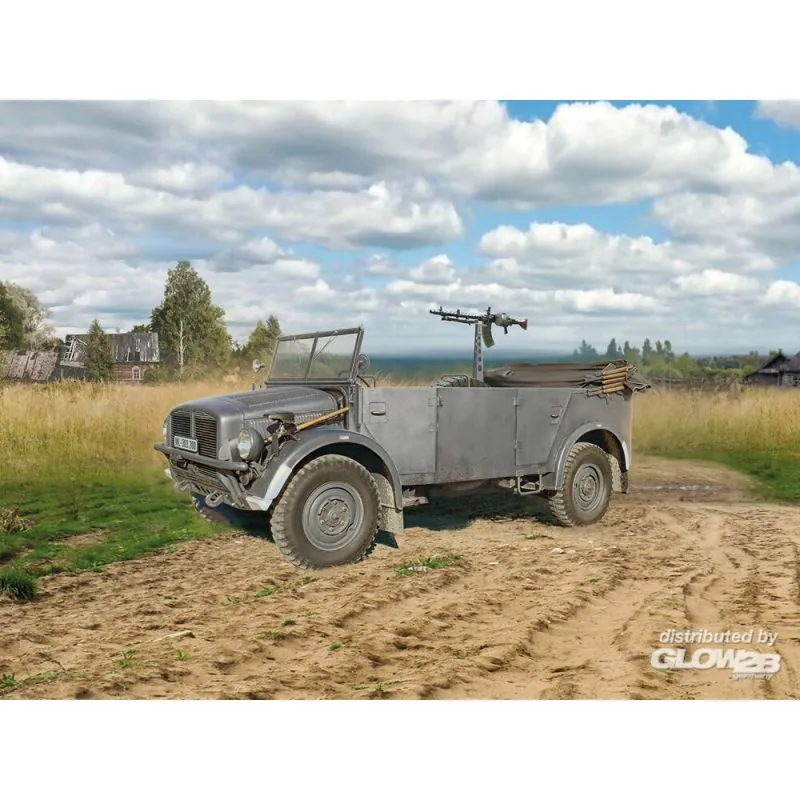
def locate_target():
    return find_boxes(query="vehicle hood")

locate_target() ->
[173,385,339,422]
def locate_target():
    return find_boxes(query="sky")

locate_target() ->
[2,99,800,356]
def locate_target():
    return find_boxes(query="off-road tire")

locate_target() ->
[547,442,613,527]
[192,494,268,534]
[270,454,381,570]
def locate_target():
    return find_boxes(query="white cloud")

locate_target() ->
[2,101,800,355]
[0,156,463,249]
[756,100,800,131]
[673,269,760,295]
[0,100,789,207]
[129,162,229,195]
[408,254,456,284]
[764,280,800,307]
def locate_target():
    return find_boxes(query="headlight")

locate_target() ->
[236,427,265,461]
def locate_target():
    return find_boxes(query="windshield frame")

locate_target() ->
[266,326,365,384]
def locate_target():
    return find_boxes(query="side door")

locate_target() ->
[515,388,574,469]
[435,387,517,482]
[358,387,438,483]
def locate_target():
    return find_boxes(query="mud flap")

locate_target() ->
[375,530,399,549]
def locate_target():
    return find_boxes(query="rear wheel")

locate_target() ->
[270,454,380,570]
[547,442,612,527]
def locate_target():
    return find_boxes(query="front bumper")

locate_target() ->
[154,442,259,509]
[154,442,249,472]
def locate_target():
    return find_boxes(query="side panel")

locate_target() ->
[538,391,635,491]
[358,387,438,481]
[435,388,517,482]
[515,388,576,469]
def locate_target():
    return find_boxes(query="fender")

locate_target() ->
[552,422,630,487]
[244,428,404,513]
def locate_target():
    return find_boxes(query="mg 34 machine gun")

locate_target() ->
[429,305,529,384]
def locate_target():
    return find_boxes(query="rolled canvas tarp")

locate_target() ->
[482,361,650,393]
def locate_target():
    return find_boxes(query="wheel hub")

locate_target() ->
[317,497,352,535]
[573,464,605,512]
[302,481,365,551]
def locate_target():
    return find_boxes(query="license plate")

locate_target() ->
[173,435,198,453]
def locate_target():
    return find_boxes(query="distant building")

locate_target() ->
[60,332,160,382]
[741,350,800,388]
[2,350,59,382]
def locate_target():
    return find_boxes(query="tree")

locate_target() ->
[0,281,55,348]
[622,340,641,363]
[605,338,622,360]
[149,261,230,375]
[642,338,653,363]
[0,283,26,350]
[247,316,281,361]
[572,339,600,361]
[85,319,117,382]
[130,324,151,333]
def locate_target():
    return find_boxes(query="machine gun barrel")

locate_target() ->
[429,305,528,334]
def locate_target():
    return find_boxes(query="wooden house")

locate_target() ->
[741,350,800,388]
[60,332,160,382]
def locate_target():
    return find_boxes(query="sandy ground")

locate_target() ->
[2,455,800,700]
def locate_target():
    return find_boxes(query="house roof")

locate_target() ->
[2,351,59,381]
[61,332,160,364]
[743,349,800,380]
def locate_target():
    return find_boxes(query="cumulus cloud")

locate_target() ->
[755,100,800,131]
[2,100,800,354]
[0,156,463,249]
[0,100,790,208]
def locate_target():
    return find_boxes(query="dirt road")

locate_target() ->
[3,456,800,700]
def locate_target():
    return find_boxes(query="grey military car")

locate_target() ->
[154,307,650,570]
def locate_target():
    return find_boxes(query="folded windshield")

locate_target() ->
[269,330,361,381]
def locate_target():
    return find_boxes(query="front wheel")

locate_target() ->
[547,442,612,527]
[270,454,380,569]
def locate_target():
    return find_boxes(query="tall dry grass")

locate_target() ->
[0,380,796,481]
[631,386,800,456]
[0,378,254,479]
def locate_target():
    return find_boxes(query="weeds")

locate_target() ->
[174,649,188,662]
[0,568,38,602]
[395,554,462,577]
[116,648,141,669]
[0,669,70,696]
[0,507,32,535]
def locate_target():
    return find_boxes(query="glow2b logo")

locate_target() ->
[651,648,781,680]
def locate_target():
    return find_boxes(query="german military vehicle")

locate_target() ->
[154,307,649,569]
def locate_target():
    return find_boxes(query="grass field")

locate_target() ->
[1,377,797,599]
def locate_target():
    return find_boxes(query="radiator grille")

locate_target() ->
[170,410,191,438]
[193,411,218,459]
[169,409,218,458]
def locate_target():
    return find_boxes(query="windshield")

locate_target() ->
[268,330,361,381]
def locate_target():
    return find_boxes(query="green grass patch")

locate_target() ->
[0,669,72,696]
[0,567,38,602]
[650,449,800,504]
[395,553,462,577]
[0,467,229,579]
